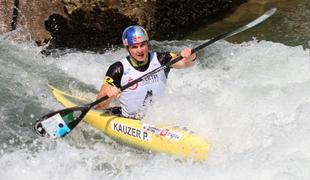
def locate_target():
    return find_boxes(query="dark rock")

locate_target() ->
[0,0,247,52]
[45,6,136,51]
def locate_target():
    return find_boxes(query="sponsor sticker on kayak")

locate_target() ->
[160,128,169,136]
[112,121,151,142]
[165,130,182,141]
[143,124,182,141]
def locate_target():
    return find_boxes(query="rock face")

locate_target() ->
[0,0,14,34]
[45,4,136,51]
[0,0,66,44]
[0,0,246,51]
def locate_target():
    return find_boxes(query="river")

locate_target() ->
[0,1,309,179]
[187,0,310,49]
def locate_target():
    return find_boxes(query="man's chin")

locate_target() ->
[136,57,145,61]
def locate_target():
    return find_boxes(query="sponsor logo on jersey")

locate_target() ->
[127,74,159,91]
[104,76,115,86]
[128,77,138,90]
[112,121,151,142]
[141,74,159,86]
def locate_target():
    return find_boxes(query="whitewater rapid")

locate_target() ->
[0,37,309,180]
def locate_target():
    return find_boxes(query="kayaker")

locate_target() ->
[96,25,196,118]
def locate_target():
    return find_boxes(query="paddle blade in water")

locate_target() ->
[34,106,89,138]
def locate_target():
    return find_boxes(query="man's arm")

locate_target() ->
[95,62,123,109]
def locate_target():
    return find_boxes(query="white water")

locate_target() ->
[0,37,310,180]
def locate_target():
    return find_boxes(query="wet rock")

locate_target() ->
[0,0,66,44]
[0,0,246,51]
[45,7,135,51]
[0,0,14,33]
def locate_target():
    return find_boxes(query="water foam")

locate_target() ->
[0,39,310,180]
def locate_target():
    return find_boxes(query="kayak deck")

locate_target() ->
[48,84,210,161]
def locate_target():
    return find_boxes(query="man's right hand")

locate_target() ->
[95,84,120,109]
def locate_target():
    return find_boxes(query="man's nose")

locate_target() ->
[137,47,143,52]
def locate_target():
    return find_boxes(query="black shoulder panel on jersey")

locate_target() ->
[157,52,175,78]
[105,61,123,88]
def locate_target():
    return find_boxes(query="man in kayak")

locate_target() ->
[96,25,196,118]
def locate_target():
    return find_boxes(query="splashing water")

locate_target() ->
[0,34,310,180]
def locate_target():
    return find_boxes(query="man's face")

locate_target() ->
[127,41,149,62]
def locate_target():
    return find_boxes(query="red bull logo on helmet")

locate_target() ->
[133,35,142,43]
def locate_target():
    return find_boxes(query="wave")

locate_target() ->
[0,38,309,180]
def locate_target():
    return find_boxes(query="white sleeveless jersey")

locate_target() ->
[120,52,167,117]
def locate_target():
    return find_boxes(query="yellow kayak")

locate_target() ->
[48,85,210,161]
